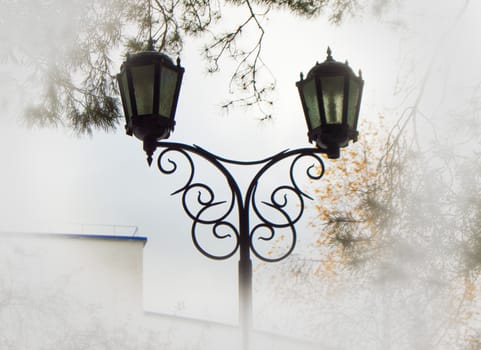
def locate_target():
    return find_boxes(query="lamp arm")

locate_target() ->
[153,141,325,262]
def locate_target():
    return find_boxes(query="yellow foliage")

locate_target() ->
[307,115,392,277]
[464,278,477,302]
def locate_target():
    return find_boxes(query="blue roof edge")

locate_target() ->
[0,232,148,245]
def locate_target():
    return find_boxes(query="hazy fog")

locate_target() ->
[1,0,481,348]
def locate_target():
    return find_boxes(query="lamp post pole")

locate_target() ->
[238,207,252,350]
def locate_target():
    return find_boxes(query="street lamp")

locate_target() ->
[297,47,363,159]
[118,47,363,349]
[117,49,184,165]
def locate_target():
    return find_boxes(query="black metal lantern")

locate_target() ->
[117,49,184,163]
[296,48,363,159]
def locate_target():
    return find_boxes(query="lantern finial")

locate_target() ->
[326,47,333,61]
[147,37,155,51]
[144,138,156,167]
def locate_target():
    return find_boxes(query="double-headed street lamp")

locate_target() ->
[118,47,363,349]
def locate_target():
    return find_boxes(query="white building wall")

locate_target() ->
[0,233,146,349]
[0,233,322,350]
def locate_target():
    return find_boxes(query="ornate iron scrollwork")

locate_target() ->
[155,141,325,263]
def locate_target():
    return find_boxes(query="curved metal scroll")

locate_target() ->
[155,141,325,263]
[246,150,325,262]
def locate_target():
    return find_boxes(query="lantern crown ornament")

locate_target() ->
[117,46,184,165]
[296,47,364,159]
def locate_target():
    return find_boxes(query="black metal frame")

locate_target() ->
[151,140,326,349]
[296,48,363,159]
[117,51,184,144]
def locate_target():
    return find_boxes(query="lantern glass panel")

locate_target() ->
[347,78,361,129]
[118,70,133,120]
[320,76,344,124]
[301,79,321,129]
[158,66,178,118]
[132,64,155,115]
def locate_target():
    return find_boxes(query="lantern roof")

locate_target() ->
[120,50,180,70]
[306,47,359,79]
